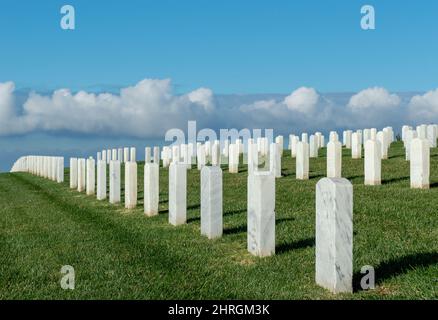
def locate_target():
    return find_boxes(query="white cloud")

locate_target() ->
[348,87,401,110]
[408,88,438,122]
[0,79,216,137]
[0,80,430,138]
[283,87,319,113]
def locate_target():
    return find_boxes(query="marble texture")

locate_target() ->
[228,144,239,173]
[301,133,308,144]
[363,128,371,144]
[96,160,107,200]
[290,135,299,158]
[364,140,381,185]
[70,158,78,189]
[201,166,223,239]
[109,160,121,204]
[247,170,275,257]
[56,157,64,183]
[316,177,353,294]
[405,129,417,161]
[329,131,338,142]
[427,124,437,148]
[351,132,362,159]
[211,141,220,166]
[247,142,258,174]
[145,147,151,163]
[296,141,309,180]
[118,148,123,163]
[130,147,137,162]
[327,140,342,178]
[344,130,352,149]
[123,147,130,163]
[269,143,281,178]
[309,135,318,158]
[377,131,388,160]
[77,158,86,192]
[153,146,160,165]
[197,144,206,170]
[410,138,430,189]
[417,124,427,139]
[144,163,159,216]
[169,163,187,226]
[125,161,138,209]
[86,158,95,195]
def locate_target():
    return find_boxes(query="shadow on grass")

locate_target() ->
[346,174,364,180]
[353,251,438,292]
[276,237,315,255]
[382,176,409,185]
[310,174,325,180]
[224,224,246,235]
[429,182,438,188]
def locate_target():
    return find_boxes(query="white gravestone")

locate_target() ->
[201,166,223,239]
[351,132,362,159]
[327,140,342,178]
[123,147,130,163]
[316,178,353,294]
[410,138,430,189]
[296,141,309,180]
[96,160,107,200]
[70,158,78,189]
[153,146,160,165]
[144,163,159,216]
[309,135,318,158]
[77,158,86,192]
[269,143,281,178]
[125,161,138,209]
[145,147,151,163]
[364,139,381,185]
[169,163,187,226]
[247,171,275,257]
[86,158,95,195]
[109,160,121,204]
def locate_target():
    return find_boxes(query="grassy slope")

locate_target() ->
[0,141,437,299]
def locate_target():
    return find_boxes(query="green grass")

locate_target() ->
[0,141,437,299]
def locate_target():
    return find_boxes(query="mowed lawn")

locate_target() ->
[0,141,437,299]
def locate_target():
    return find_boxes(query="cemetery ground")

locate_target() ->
[0,141,437,299]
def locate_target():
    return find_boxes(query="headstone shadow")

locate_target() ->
[352,251,438,292]
[276,237,315,255]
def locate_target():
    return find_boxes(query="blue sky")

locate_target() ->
[1,0,438,93]
[1,1,438,171]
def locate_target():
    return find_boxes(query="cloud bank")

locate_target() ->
[0,79,436,137]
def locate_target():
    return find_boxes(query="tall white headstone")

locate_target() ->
[316,178,353,294]
[86,158,95,195]
[201,166,223,239]
[327,140,342,178]
[296,141,309,180]
[109,160,121,204]
[77,158,86,192]
[144,163,159,216]
[410,138,430,189]
[169,163,187,226]
[70,158,78,189]
[247,171,275,257]
[364,139,381,185]
[351,132,362,159]
[125,161,138,209]
[97,160,107,200]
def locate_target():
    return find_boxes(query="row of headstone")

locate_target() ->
[10,155,64,183]
[97,147,143,164]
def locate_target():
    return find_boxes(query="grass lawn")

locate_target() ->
[0,141,437,299]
